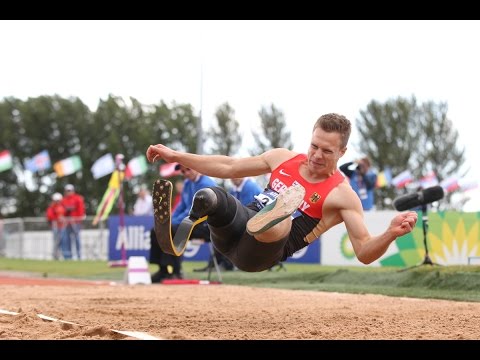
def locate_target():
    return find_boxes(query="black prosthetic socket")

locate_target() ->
[207,187,239,228]
[189,188,219,219]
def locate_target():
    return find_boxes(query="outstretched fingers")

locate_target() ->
[146,145,161,163]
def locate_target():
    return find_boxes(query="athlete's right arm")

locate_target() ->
[146,144,293,179]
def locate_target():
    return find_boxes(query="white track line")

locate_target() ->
[0,308,163,340]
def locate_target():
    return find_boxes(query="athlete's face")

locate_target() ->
[307,128,346,175]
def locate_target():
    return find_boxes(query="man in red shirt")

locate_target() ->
[61,184,86,260]
[46,192,66,260]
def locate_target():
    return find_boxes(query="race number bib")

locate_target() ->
[253,188,278,209]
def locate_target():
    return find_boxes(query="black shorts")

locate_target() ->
[208,193,288,272]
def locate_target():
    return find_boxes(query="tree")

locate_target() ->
[0,95,200,217]
[355,96,466,209]
[416,101,466,181]
[208,102,241,156]
[0,95,94,216]
[206,102,242,187]
[250,104,293,155]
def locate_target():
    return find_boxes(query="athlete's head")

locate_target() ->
[313,113,351,148]
[308,113,351,175]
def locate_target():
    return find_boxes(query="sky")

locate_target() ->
[2,20,480,211]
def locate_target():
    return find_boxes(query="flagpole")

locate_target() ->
[116,154,127,267]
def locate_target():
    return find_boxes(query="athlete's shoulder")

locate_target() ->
[263,148,299,169]
[326,180,362,210]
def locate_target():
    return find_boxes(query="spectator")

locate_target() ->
[150,165,216,282]
[229,177,263,206]
[61,184,86,260]
[46,192,67,260]
[172,179,184,213]
[340,157,377,211]
[133,185,153,216]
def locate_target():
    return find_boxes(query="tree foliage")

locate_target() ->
[250,104,293,155]
[208,102,241,156]
[355,96,466,209]
[0,95,199,217]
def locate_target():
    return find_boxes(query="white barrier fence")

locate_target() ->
[0,217,108,260]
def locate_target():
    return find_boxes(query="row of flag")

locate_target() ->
[376,167,478,193]
[2,148,177,226]
[0,149,148,180]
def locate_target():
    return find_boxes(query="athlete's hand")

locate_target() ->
[390,211,418,238]
[146,144,176,163]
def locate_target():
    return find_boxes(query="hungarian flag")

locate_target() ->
[92,170,124,225]
[0,150,13,173]
[125,155,148,180]
[54,155,82,177]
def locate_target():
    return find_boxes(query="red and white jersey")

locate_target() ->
[268,153,344,219]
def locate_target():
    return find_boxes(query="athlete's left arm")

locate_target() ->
[335,188,417,264]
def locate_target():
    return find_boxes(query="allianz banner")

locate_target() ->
[108,215,320,263]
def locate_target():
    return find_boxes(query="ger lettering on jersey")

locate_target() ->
[268,154,344,219]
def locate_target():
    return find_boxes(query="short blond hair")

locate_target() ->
[313,113,351,148]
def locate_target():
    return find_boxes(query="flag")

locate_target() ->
[92,170,124,225]
[24,150,51,173]
[458,177,479,192]
[125,155,148,180]
[440,175,460,193]
[159,162,181,178]
[54,155,82,177]
[391,170,414,189]
[419,171,439,189]
[0,150,13,173]
[376,167,392,188]
[91,153,115,179]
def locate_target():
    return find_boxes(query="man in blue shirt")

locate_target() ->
[339,157,377,211]
[229,177,263,207]
[150,164,217,282]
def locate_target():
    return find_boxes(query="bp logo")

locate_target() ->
[340,233,355,259]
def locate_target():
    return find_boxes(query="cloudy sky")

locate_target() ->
[2,20,480,210]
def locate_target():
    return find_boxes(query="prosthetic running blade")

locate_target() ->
[152,179,207,256]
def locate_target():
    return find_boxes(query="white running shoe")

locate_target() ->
[246,183,305,235]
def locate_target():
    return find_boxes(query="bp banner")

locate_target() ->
[320,210,480,267]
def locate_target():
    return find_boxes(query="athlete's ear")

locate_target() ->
[339,147,347,157]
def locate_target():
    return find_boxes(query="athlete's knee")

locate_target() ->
[190,187,219,218]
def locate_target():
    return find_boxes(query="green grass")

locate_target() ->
[2,258,480,302]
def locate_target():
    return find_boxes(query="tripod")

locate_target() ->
[399,204,441,272]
